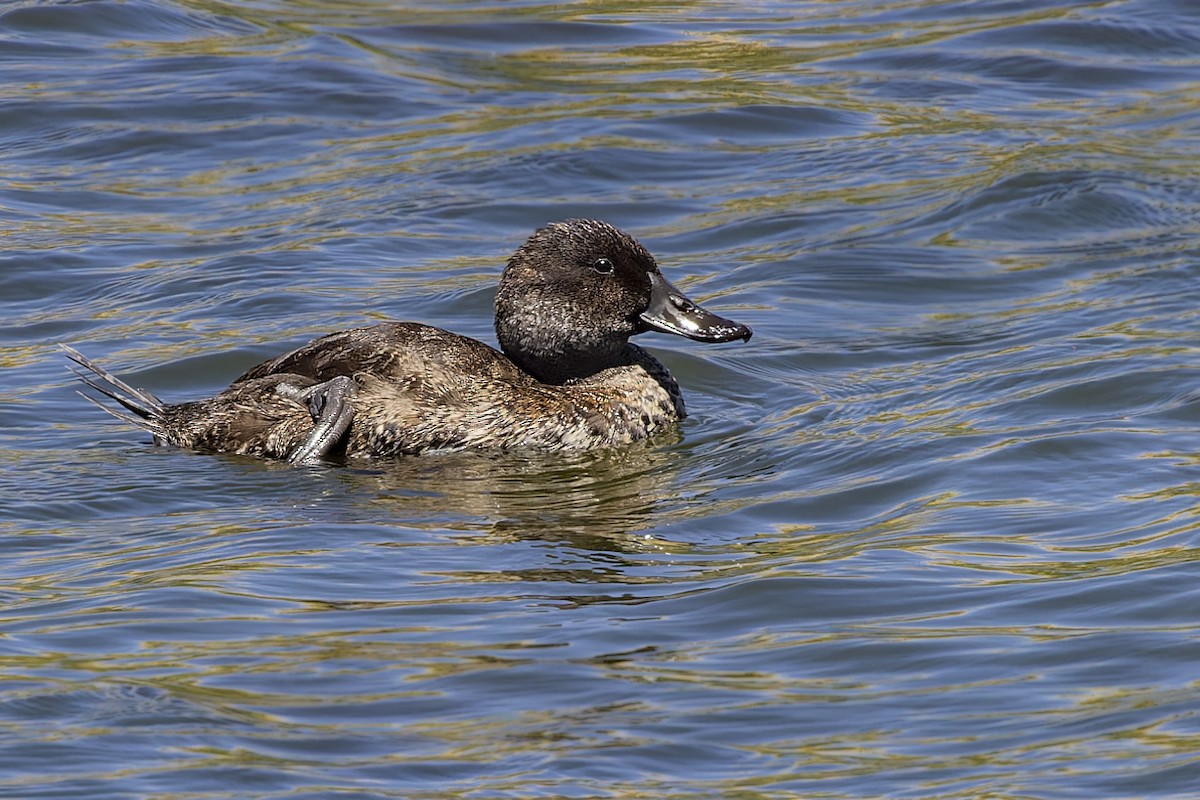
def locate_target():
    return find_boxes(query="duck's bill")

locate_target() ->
[638,272,753,343]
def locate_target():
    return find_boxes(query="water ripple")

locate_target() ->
[3,0,1200,797]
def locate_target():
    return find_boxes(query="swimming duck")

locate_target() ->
[66,219,752,463]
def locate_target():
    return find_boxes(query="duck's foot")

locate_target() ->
[277,376,357,465]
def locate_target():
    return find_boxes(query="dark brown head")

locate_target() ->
[495,219,751,384]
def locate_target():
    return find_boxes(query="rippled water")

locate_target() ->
[3,0,1200,797]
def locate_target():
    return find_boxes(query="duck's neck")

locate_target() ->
[496,300,634,384]
[500,337,633,385]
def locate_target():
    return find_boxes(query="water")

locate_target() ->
[3,0,1200,797]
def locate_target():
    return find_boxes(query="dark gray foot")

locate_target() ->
[277,376,357,465]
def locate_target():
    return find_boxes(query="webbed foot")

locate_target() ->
[277,376,357,464]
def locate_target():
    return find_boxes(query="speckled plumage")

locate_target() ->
[67,219,751,461]
[234,322,683,455]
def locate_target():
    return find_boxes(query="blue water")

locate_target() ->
[3,0,1200,797]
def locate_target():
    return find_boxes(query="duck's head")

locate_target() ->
[495,219,752,384]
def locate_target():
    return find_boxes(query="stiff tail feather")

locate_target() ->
[61,344,168,440]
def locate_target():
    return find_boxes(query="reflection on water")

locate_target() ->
[342,437,690,549]
[3,0,1200,796]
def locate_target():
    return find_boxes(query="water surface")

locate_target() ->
[3,0,1200,797]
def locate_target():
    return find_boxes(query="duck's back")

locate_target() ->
[236,322,531,387]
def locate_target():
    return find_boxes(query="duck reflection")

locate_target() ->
[324,431,691,562]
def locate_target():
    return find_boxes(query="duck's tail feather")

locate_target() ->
[61,344,168,439]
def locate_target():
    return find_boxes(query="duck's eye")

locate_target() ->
[591,257,614,275]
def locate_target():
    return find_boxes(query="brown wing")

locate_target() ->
[234,322,531,386]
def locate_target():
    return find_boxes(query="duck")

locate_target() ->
[65,219,752,463]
